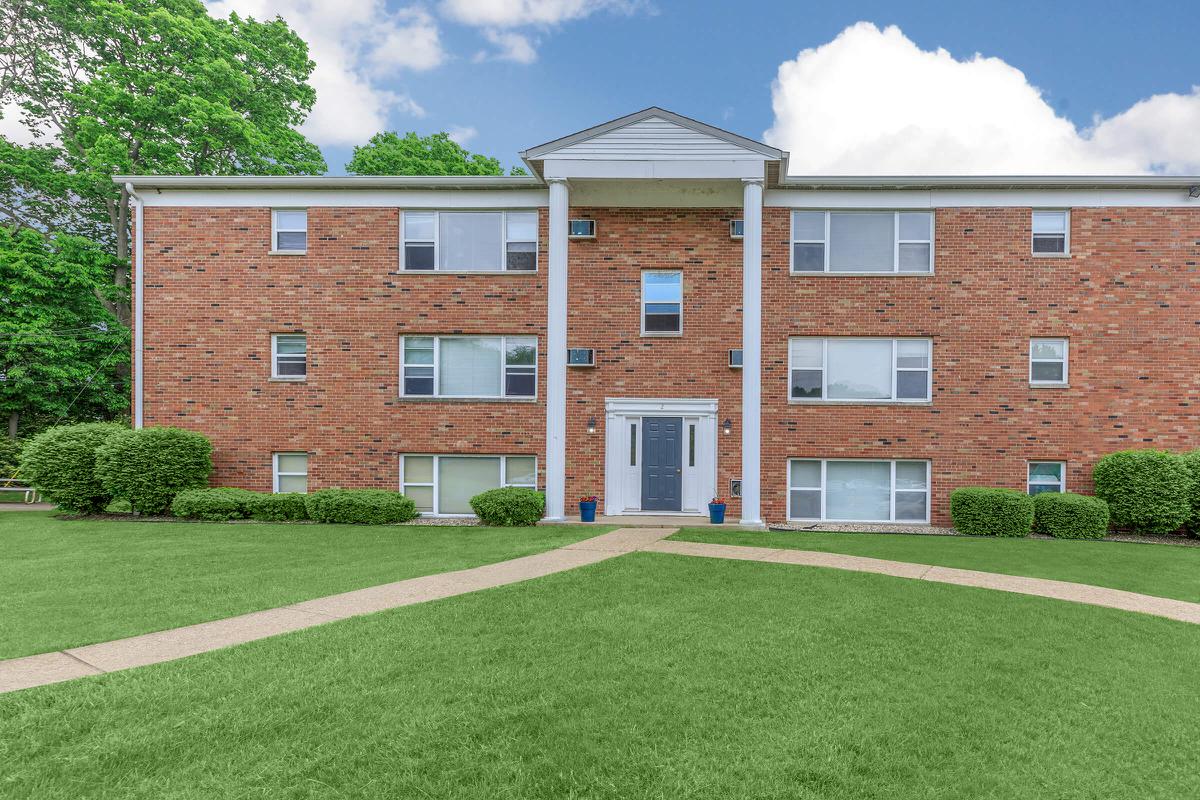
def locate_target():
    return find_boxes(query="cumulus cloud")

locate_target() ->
[446,124,478,145]
[477,29,538,63]
[765,22,1200,175]
[206,0,444,146]
[443,0,643,62]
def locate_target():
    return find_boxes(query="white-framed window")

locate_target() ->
[730,220,744,239]
[568,219,596,238]
[788,459,930,522]
[273,452,308,493]
[789,338,932,402]
[271,334,307,379]
[1032,210,1069,255]
[791,211,933,273]
[1030,338,1068,385]
[1028,461,1066,495]
[401,210,537,271]
[401,454,537,515]
[641,271,682,335]
[272,209,307,253]
[400,335,537,399]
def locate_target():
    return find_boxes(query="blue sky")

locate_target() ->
[203,0,1200,175]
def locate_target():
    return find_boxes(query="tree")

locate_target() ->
[0,0,327,326]
[346,131,527,177]
[0,227,129,438]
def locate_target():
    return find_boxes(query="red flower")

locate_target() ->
[579,495,598,503]
[710,497,726,505]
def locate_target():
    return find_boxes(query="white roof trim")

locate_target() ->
[779,175,1200,190]
[113,175,541,190]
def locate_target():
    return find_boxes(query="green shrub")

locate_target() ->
[0,437,21,479]
[1180,450,1200,538]
[94,427,213,515]
[949,487,1034,537]
[171,488,261,521]
[247,492,310,522]
[1092,450,1193,535]
[1032,492,1110,539]
[303,488,417,524]
[18,423,125,513]
[469,487,545,526]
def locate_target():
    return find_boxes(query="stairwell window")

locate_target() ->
[1030,338,1068,386]
[789,338,931,402]
[401,454,536,515]
[271,334,307,379]
[1032,210,1069,255]
[791,211,933,273]
[272,210,307,253]
[273,453,308,493]
[642,271,682,335]
[401,335,537,399]
[401,210,537,271]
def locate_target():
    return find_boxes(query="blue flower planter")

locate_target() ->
[708,503,726,524]
[579,500,597,522]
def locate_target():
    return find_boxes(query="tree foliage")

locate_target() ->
[346,131,527,177]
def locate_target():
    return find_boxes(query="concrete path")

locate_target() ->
[646,539,1200,625]
[0,527,676,694]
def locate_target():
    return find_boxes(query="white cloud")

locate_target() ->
[446,125,478,146]
[480,29,538,63]
[205,0,444,146]
[765,22,1200,175]
[439,0,638,27]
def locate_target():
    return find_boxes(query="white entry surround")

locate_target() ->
[604,398,718,516]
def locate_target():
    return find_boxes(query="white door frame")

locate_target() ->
[603,398,718,516]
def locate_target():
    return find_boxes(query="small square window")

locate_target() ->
[272,334,307,379]
[1030,338,1068,386]
[274,452,308,494]
[730,220,744,239]
[568,219,596,238]
[729,349,743,368]
[1032,211,1069,255]
[1028,461,1066,495]
[272,210,307,253]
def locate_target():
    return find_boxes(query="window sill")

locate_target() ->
[269,377,307,383]
[1031,253,1071,259]
[788,519,932,525]
[788,399,933,406]
[388,270,538,276]
[789,271,934,277]
[397,396,539,403]
[269,250,307,256]
[640,332,684,338]
[1030,383,1069,388]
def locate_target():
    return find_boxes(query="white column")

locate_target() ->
[740,178,764,525]
[545,178,569,520]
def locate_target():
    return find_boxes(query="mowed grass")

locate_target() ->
[4,553,1200,799]
[0,511,604,659]
[672,527,1200,603]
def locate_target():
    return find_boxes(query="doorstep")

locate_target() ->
[552,514,743,528]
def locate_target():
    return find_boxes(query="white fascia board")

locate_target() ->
[778,175,1200,189]
[604,397,719,415]
[137,189,549,208]
[543,159,766,181]
[114,175,542,190]
[765,188,1200,208]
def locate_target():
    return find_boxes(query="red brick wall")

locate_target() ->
[761,206,1200,524]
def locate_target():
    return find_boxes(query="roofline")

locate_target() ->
[112,175,544,190]
[519,106,785,161]
[777,175,1200,190]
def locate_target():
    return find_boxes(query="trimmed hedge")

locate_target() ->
[303,488,418,524]
[1093,449,1193,535]
[94,427,212,515]
[171,488,261,521]
[1032,492,1110,539]
[19,423,125,513]
[1180,450,1200,538]
[949,487,1034,537]
[247,492,310,522]
[470,487,545,526]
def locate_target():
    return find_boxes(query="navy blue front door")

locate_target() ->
[641,417,682,511]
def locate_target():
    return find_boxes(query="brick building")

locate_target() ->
[118,108,1200,526]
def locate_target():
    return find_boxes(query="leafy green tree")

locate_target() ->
[347,131,527,176]
[0,227,129,437]
[0,0,327,325]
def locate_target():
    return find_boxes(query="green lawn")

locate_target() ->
[672,527,1200,604]
[0,511,604,660]
[4,553,1199,799]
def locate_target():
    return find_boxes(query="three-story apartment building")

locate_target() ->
[118,108,1200,526]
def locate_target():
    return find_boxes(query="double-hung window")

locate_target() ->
[1030,338,1068,385]
[401,454,537,515]
[1032,210,1069,255]
[789,459,930,522]
[272,210,307,253]
[1027,462,1066,495]
[789,338,931,402]
[642,271,682,334]
[273,453,308,493]
[401,335,537,398]
[791,211,933,273]
[271,334,307,379]
[401,210,537,271]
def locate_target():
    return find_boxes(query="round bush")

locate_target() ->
[1092,450,1193,535]
[304,488,417,524]
[247,492,310,522]
[1180,450,1200,538]
[469,487,545,526]
[949,487,1034,537]
[18,423,125,513]
[171,488,261,521]
[1032,492,1110,539]
[94,427,213,515]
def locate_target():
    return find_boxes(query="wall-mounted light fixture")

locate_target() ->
[722,418,732,436]
[586,417,597,434]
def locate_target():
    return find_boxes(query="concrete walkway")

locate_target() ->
[645,539,1200,625]
[0,527,676,694]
